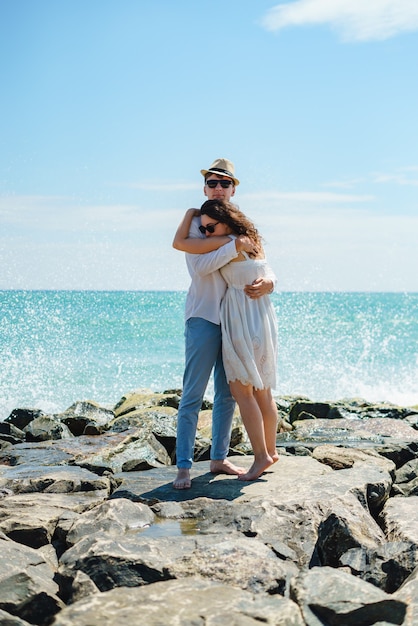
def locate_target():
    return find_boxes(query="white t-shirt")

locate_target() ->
[184,216,238,325]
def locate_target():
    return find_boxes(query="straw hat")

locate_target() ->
[200,158,240,186]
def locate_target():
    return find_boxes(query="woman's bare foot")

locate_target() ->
[270,450,280,463]
[237,455,274,481]
[173,468,191,489]
[210,459,245,475]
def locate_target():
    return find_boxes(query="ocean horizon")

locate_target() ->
[1,289,417,420]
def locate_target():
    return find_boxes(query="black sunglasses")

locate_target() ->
[199,222,219,234]
[205,179,233,188]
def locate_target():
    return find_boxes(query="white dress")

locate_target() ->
[220,252,278,390]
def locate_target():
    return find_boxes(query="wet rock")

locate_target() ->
[290,566,407,625]
[0,423,25,445]
[52,578,304,626]
[58,401,114,436]
[4,408,45,431]
[289,401,331,423]
[24,416,73,442]
[292,417,418,445]
[0,442,75,467]
[66,498,155,547]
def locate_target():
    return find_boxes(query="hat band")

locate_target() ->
[209,167,234,179]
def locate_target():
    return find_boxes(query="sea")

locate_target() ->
[1,290,417,421]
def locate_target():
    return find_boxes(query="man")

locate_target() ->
[172,158,274,489]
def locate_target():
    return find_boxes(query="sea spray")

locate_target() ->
[1,290,417,419]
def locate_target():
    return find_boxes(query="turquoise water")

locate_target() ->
[1,290,417,419]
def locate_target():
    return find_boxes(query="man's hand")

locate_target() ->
[244,277,274,299]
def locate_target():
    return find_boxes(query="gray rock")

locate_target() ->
[375,441,418,469]
[57,400,114,436]
[394,458,418,484]
[0,609,32,625]
[67,570,100,604]
[0,464,112,495]
[52,578,304,626]
[24,416,73,441]
[0,536,64,625]
[77,431,171,473]
[312,444,396,473]
[289,401,331,422]
[0,441,75,467]
[392,476,418,496]
[340,541,418,592]
[4,408,45,431]
[315,494,386,567]
[0,492,109,548]
[290,566,407,625]
[66,498,155,546]
[0,422,25,445]
[392,458,418,495]
[394,566,418,625]
[380,496,418,544]
[58,523,295,596]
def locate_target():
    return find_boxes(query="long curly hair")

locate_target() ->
[200,200,263,251]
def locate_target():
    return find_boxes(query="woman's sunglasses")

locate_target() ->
[199,222,219,234]
[205,180,233,188]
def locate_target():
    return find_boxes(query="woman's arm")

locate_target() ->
[172,208,232,253]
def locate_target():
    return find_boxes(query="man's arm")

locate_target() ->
[172,209,231,253]
[173,210,258,277]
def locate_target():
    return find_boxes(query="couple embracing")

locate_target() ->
[172,158,286,489]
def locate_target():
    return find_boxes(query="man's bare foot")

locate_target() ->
[237,455,273,481]
[173,468,191,489]
[210,458,245,475]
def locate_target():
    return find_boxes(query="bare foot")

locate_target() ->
[270,451,280,464]
[237,455,274,481]
[173,468,191,489]
[210,458,245,475]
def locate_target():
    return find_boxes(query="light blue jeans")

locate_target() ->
[176,317,236,469]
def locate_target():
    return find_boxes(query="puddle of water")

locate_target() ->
[139,518,200,538]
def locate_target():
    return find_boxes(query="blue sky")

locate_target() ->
[1,0,417,292]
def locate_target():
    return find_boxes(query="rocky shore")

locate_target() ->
[0,390,417,625]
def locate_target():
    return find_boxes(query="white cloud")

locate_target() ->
[261,0,418,41]
[372,168,418,186]
[0,194,178,234]
[322,166,418,191]
[242,190,374,204]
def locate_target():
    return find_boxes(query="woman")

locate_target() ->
[174,199,281,481]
